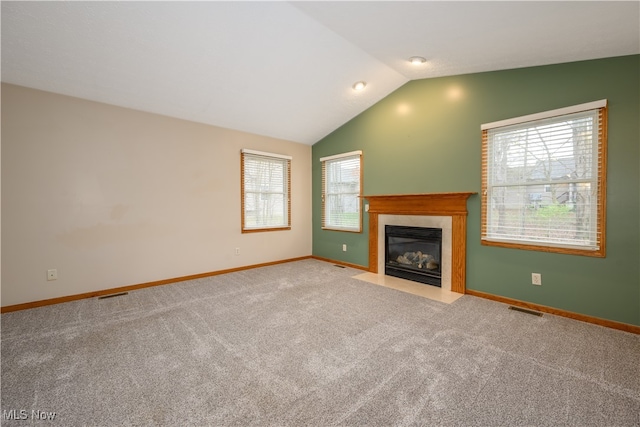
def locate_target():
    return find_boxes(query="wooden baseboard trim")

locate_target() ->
[465,289,640,335]
[11,258,633,335]
[311,256,368,271]
[1,256,313,313]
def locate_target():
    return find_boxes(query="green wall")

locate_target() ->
[312,55,640,326]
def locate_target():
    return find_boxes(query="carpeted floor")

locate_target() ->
[1,259,639,426]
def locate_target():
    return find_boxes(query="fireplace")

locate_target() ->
[385,225,442,287]
[364,192,475,294]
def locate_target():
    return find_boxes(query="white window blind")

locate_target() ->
[241,149,291,232]
[321,151,362,232]
[481,100,607,257]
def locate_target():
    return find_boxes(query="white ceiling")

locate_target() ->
[2,1,639,145]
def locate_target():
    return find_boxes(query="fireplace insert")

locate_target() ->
[385,225,442,287]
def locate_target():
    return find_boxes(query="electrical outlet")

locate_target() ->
[342,244,347,252]
[47,269,57,281]
[531,273,542,286]
[235,248,240,256]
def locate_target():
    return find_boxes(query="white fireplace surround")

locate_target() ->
[378,215,452,291]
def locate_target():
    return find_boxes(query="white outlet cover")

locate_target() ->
[532,273,542,285]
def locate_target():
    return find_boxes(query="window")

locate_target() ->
[481,100,607,257]
[241,149,291,232]
[321,151,363,232]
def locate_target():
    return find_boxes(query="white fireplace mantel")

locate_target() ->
[364,192,476,294]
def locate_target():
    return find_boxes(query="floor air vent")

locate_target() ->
[334,265,346,269]
[508,306,543,317]
[98,292,129,300]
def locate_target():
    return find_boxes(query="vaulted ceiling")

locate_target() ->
[2,1,638,145]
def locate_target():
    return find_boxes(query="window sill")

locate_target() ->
[481,239,605,258]
[242,227,291,234]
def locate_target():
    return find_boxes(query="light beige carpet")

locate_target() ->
[2,259,639,426]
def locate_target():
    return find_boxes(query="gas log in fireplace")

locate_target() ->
[385,225,442,287]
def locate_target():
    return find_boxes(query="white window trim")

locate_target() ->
[241,148,292,161]
[482,100,606,130]
[319,150,362,163]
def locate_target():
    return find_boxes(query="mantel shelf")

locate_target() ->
[364,192,476,216]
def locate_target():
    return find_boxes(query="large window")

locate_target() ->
[481,100,607,257]
[321,150,362,232]
[241,149,291,233]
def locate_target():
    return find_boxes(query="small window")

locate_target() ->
[481,100,607,257]
[321,151,362,232]
[241,149,291,233]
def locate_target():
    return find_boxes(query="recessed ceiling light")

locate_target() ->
[352,81,367,91]
[409,56,427,65]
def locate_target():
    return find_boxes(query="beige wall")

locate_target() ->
[1,83,312,306]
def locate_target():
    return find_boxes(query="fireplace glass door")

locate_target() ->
[385,225,442,287]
